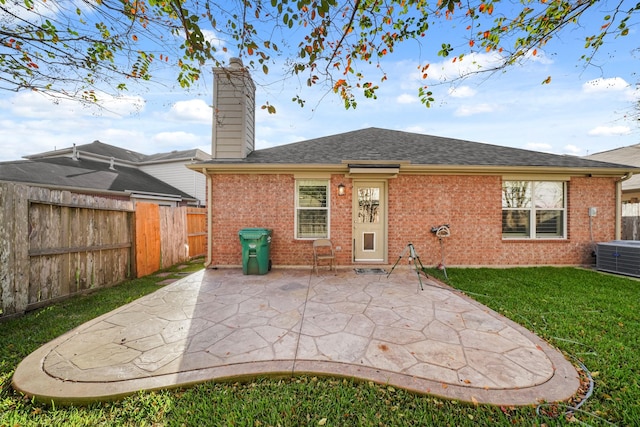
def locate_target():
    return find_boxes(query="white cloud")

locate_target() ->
[4,91,144,119]
[522,48,553,65]
[6,92,83,119]
[428,52,505,82]
[97,128,146,143]
[0,116,105,160]
[454,103,496,116]
[582,77,630,93]
[202,29,227,51]
[153,131,203,147]
[168,99,212,123]
[448,85,477,98]
[563,144,582,155]
[0,91,209,161]
[2,0,61,20]
[97,92,146,116]
[526,142,553,152]
[396,93,417,104]
[627,85,640,101]
[588,125,632,136]
[402,125,430,134]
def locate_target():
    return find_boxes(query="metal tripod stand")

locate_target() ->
[387,242,425,290]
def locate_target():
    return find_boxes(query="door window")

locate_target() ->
[357,187,380,223]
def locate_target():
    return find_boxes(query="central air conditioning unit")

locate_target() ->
[596,240,640,278]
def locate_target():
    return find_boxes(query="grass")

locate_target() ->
[1,265,638,426]
[427,266,640,426]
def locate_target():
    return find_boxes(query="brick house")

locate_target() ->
[189,59,639,269]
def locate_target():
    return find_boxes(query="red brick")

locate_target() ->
[207,174,618,267]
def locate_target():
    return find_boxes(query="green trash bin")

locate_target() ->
[239,228,272,275]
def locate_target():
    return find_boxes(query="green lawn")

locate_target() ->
[1,265,637,426]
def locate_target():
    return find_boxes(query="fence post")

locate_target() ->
[129,208,137,279]
[0,183,30,317]
[621,202,640,241]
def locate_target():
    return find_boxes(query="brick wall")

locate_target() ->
[209,173,618,267]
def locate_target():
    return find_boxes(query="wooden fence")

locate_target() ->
[134,203,206,277]
[187,207,207,258]
[1,183,207,318]
[1,182,134,318]
[622,203,640,240]
[135,202,162,277]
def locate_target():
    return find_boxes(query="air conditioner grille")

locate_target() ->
[597,241,640,277]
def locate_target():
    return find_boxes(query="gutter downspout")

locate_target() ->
[616,172,633,240]
[205,170,213,267]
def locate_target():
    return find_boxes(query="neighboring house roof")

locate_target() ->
[586,144,640,191]
[25,141,211,165]
[0,157,196,200]
[143,149,210,163]
[586,143,640,164]
[199,127,637,174]
[13,140,210,203]
[25,140,148,164]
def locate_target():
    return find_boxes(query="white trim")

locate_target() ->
[349,167,399,175]
[294,179,330,240]
[352,180,388,263]
[502,180,567,240]
[362,232,376,252]
[502,174,572,181]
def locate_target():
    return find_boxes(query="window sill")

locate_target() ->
[502,238,568,242]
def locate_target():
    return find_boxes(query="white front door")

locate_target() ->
[353,181,386,262]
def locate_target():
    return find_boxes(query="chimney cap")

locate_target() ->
[229,57,243,68]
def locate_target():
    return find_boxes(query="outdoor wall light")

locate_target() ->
[338,183,346,196]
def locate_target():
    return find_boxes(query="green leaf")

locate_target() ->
[438,43,453,57]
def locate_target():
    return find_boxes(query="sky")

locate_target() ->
[0,2,638,163]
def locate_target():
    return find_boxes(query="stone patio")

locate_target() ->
[12,267,579,406]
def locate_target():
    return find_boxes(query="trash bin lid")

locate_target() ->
[239,228,272,240]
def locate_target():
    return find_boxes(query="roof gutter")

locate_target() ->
[205,170,213,268]
[124,190,197,203]
[138,154,212,166]
[187,162,640,177]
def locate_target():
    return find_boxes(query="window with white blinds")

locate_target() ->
[502,181,566,239]
[296,180,329,239]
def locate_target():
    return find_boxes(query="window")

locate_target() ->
[502,181,566,239]
[296,180,329,239]
[357,187,380,224]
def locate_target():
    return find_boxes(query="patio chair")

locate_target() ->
[313,239,336,275]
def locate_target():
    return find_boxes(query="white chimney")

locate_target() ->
[211,58,256,159]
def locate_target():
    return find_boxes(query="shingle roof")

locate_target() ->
[25,141,211,164]
[76,141,148,162]
[0,157,195,199]
[587,143,640,189]
[205,127,635,170]
[144,149,211,163]
[25,141,148,163]
[586,144,640,165]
